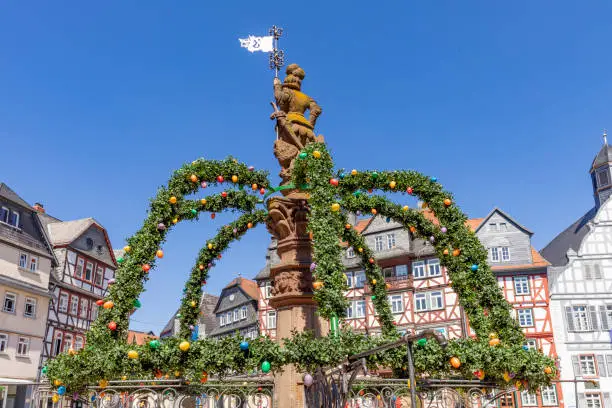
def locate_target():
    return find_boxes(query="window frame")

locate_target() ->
[233,309,239,322]
[9,211,20,228]
[24,297,37,318]
[354,271,366,288]
[540,385,558,406]
[28,256,38,272]
[58,292,69,313]
[355,300,366,318]
[429,291,444,310]
[94,265,104,286]
[62,334,72,353]
[19,253,28,269]
[580,354,597,376]
[75,258,85,279]
[490,247,500,262]
[346,302,354,319]
[389,295,403,314]
[16,336,30,356]
[374,235,384,251]
[75,336,84,350]
[513,276,530,296]
[345,272,354,289]
[386,233,396,250]
[414,293,427,312]
[0,207,9,224]
[267,311,277,329]
[572,305,591,332]
[395,265,408,278]
[520,391,538,407]
[584,392,603,408]
[70,295,79,315]
[3,292,17,313]
[346,247,355,258]
[240,306,247,320]
[85,261,94,282]
[412,261,426,279]
[427,259,441,277]
[0,333,8,353]
[517,308,534,327]
[524,339,537,350]
[80,298,89,319]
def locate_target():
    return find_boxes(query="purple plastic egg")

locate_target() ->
[157,223,166,231]
[108,278,116,285]
[248,166,255,172]
[201,182,207,188]
[429,236,435,242]
[310,263,316,271]
[441,227,447,233]
[304,373,314,387]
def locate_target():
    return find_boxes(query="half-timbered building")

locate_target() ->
[36,211,117,371]
[542,135,612,408]
[209,277,259,340]
[255,239,279,339]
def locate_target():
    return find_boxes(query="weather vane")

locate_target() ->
[239,25,285,77]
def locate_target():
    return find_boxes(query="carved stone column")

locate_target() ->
[267,193,328,407]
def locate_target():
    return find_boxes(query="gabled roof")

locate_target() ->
[471,208,533,235]
[0,182,32,209]
[541,207,597,267]
[223,277,259,301]
[127,330,158,345]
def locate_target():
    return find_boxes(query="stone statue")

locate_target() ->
[271,63,322,184]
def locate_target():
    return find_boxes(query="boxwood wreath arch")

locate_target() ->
[45,143,557,398]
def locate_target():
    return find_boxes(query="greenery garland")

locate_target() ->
[46,145,557,396]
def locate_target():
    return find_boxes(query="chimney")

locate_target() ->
[32,202,45,213]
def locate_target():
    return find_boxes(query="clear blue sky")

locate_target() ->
[1,1,611,333]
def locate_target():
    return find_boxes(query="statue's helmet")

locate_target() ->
[283,64,305,90]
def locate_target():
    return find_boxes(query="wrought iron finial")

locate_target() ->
[268,26,285,77]
[604,129,608,146]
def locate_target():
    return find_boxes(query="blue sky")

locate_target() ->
[1,1,611,333]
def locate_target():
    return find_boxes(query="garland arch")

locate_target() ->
[46,145,557,395]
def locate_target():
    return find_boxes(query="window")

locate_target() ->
[241,306,247,319]
[80,299,88,318]
[346,247,355,258]
[53,332,62,356]
[520,392,538,406]
[355,300,366,318]
[540,385,558,406]
[387,234,396,249]
[434,327,447,338]
[265,282,273,299]
[24,297,36,318]
[502,247,510,261]
[28,256,38,272]
[491,247,500,262]
[85,262,93,281]
[517,309,534,327]
[514,276,530,295]
[430,291,443,309]
[9,211,19,227]
[234,309,239,322]
[3,292,16,313]
[75,259,85,279]
[412,261,425,279]
[427,259,441,277]
[226,311,232,324]
[580,355,597,376]
[568,305,591,332]
[346,302,354,319]
[17,337,29,356]
[601,305,612,330]
[488,223,497,232]
[524,339,537,350]
[62,335,72,353]
[383,267,394,279]
[0,207,8,223]
[499,222,508,231]
[0,333,7,352]
[375,236,384,251]
[389,295,403,314]
[267,311,276,329]
[345,273,354,288]
[396,265,408,277]
[585,264,603,280]
[70,295,79,315]
[414,293,427,311]
[91,304,98,320]
[19,253,28,268]
[75,336,84,350]
[220,314,226,326]
[354,271,366,288]
[58,293,68,313]
[598,170,610,187]
[585,393,603,408]
[94,266,104,286]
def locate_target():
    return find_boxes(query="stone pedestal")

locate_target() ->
[267,194,328,408]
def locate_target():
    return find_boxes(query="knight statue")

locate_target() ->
[271,63,322,185]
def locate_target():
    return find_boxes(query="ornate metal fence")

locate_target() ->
[29,378,274,408]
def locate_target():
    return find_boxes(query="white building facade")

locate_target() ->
[543,137,612,408]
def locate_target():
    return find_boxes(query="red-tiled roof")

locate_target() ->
[354,219,371,233]
[225,277,260,301]
[491,247,550,271]
[127,330,158,345]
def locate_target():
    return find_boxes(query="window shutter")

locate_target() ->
[598,354,608,377]
[602,306,611,331]
[607,355,612,377]
[595,264,603,279]
[572,356,580,376]
[578,394,585,408]
[591,306,600,331]
[566,306,576,332]
[585,265,592,280]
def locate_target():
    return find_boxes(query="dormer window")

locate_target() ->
[598,170,610,187]
[488,223,498,232]
[490,247,510,262]
[0,207,19,228]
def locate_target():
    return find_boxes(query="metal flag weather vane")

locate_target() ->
[239,25,284,77]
